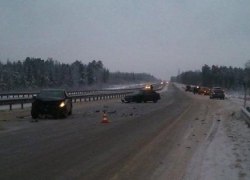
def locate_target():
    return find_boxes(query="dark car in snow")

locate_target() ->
[121,89,160,103]
[31,89,73,119]
[209,87,225,99]
[185,85,192,92]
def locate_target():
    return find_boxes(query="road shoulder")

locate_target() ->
[185,99,250,180]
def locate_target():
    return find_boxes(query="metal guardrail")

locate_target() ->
[0,92,38,99]
[241,107,250,127]
[0,88,144,99]
[0,83,165,111]
[0,91,132,111]
[0,97,33,110]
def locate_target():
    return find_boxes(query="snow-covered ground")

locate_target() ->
[187,100,250,180]
[174,83,250,179]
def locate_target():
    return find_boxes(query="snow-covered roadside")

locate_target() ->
[228,96,250,107]
[186,97,250,180]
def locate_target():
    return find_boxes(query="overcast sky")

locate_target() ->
[1,0,250,79]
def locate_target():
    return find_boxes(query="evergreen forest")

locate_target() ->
[0,57,157,92]
[171,63,250,90]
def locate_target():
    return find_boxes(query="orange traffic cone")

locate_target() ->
[101,111,110,123]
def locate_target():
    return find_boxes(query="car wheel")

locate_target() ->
[68,104,72,115]
[62,110,68,118]
[31,110,39,119]
[153,99,157,103]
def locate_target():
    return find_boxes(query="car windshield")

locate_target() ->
[38,90,65,99]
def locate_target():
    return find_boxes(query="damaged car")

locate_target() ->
[31,89,72,119]
[122,89,160,103]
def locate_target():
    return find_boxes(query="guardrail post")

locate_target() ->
[21,103,24,109]
[9,104,12,111]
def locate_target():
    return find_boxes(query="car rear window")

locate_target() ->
[213,89,224,93]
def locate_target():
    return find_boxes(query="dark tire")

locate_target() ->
[68,104,72,115]
[153,99,158,103]
[68,108,72,115]
[62,110,68,118]
[31,110,39,119]
[31,112,39,119]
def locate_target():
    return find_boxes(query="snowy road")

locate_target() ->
[0,84,249,180]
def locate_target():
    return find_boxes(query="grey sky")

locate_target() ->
[1,0,250,79]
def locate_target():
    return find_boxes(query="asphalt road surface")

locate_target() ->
[0,84,237,180]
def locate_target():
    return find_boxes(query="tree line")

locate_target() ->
[171,63,250,90]
[0,57,157,92]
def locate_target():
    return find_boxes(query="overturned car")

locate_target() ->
[121,89,160,103]
[31,89,73,119]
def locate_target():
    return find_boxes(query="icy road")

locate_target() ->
[0,84,250,180]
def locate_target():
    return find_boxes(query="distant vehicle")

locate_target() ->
[121,89,160,103]
[31,89,73,119]
[198,87,211,95]
[210,87,225,99]
[185,85,192,92]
